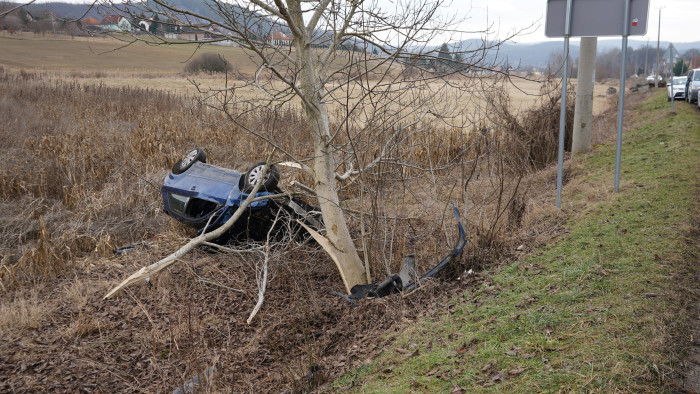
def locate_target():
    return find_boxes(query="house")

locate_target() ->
[99,15,131,32]
[117,17,132,32]
[267,31,292,46]
[81,16,101,32]
[81,17,100,26]
[203,26,223,39]
[690,56,700,70]
[662,44,680,65]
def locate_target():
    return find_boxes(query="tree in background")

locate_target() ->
[17,7,29,25]
[433,42,452,72]
[682,48,700,61]
[546,50,574,78]
[673,59,688,76]
[148,14,159,35]
[3,14,22,33]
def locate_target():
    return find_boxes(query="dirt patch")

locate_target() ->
[0,243,488,392]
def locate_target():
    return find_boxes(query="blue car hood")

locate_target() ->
[162,162,242,204]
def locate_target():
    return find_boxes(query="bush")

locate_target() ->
[183,53,232,74]
[486,81,575,172]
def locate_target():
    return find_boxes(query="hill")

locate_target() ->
[8,1,700,69]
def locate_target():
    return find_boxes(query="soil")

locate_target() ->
[0,243,487,393]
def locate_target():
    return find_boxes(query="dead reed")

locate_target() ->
[0,68,569,292]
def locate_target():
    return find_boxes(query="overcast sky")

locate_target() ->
[36,0,698,45]
[446,0,696,45]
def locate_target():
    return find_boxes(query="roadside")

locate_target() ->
[333,89,700,392]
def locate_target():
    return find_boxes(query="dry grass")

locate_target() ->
[0,34,617,115]
[0,290,47,336]
[0,64,582,283]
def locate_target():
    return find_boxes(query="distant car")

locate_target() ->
[161,148,322,243]
[668,76,687,101]
[685,68,700,104]
[647,75,665,88]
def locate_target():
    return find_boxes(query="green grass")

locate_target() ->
[334,91,700,392]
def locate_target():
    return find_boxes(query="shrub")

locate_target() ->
[183,53,233,74]
[486,81,575,172]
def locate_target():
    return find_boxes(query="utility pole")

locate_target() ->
[644,39,649,75]
[655,8,662,88]
[572,37,597,155]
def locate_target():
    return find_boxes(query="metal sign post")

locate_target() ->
[546,0,649,205]
[613,0,631,193]
[555,0,573,209]
[670,43,675,113]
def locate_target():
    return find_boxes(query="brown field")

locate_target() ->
[0,32,617,114]
[0,32,627,391]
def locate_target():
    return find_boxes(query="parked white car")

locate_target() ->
[668,76,687,101]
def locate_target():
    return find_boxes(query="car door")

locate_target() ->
[687,70,694,100]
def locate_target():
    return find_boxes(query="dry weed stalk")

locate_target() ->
[1,68,563,298]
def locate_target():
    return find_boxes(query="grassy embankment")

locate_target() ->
[335,90,700,392]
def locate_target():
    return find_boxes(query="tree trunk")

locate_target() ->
[291,10,367,292]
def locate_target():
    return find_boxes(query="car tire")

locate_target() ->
[242,162,280,193]
[172,148,207,175]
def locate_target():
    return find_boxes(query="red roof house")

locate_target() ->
[100,15,122,25]
[81,17,100,25]
[267,31,292,46]
[690,56,700,70]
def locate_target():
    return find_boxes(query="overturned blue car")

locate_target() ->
[161,148,322,243]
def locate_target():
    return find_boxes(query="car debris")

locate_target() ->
[113,241,153,255]
[161,148,322,243]
[334,202,467,305]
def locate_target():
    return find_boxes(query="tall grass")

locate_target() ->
[0,69,569,290]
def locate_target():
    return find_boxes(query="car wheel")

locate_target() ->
[242,162,280,193]
[172,148,207,175]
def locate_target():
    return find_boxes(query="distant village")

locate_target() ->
[2,5,699,80]
[0,6,294,48]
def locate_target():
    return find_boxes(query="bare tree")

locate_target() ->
[2,14,22,33]
[103,0,525,295]
[0,1,36,19]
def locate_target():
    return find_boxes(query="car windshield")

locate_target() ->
[695,72,700,81]
[674,78,686,85]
